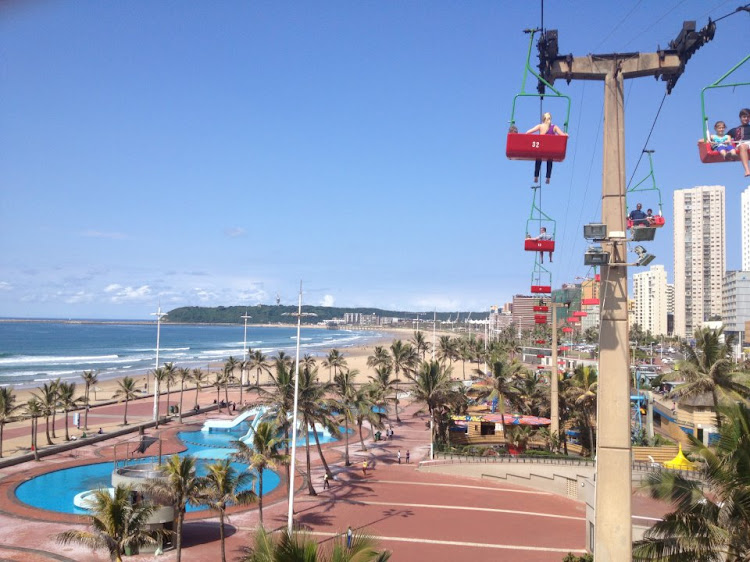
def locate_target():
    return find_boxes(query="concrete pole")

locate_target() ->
[550,303,559,438]
[595,67,632,561]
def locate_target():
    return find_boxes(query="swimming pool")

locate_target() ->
[15,419,345,515]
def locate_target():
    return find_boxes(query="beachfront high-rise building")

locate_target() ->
[666,283,675,336]
[743,187,750,271]
[722,271,750,358]
[633,264,668,336]
[673,185,726,339]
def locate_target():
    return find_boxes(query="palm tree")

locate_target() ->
[475,360,525,444]
[323,349,347,383]
[198,459,256,562]
[248,349,271,387]
[368,364,399,421]
[25,397,42,461]
[56,485,159,562]
[57,381,79,441]
[33,382,57,445]
[565,366,598,456]
[222,358,238,407]
[232,420,288,525]
[514,371,549,417]
[353,386,384,453]
[192,368,207,408]
[390,340,418,423]
[144,455,202,562]
[301,353,317,373]
[177,367,191,422]
[437,336,459,366]
[0,387,19,458]
[239,526,391,561]
[407,360,455,458]
[113,376,138,425]
[633,403,750,561]
[667,327,749,430]
[50,377,62,439]
[151,368,169,428]
[163,362,177,418]
[367,346,392,371]
[410,330,431,360]
[81,370,98,430]
[256,359,295,495]
[296,364,338,491]
[333,369,358,466]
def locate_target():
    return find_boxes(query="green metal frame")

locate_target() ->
[531,259,552,286]
[701,53,750,141]
[526,186,557,237]
[509,29,571,132]
[627,151,662,214]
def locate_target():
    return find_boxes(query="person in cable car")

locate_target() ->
[628,203,648,227]
[525,112,567,184]
[527,226,553,263]
[645,208,655,225]
[727,108,750,177]
[709,120,737,159]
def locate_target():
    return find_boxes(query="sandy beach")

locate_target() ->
[0,326,458,459]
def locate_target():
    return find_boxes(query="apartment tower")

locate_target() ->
[673,185,726,339]
[633,264,668,336]
[742,186,750,270]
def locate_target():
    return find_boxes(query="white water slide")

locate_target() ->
[239,405,269,444]
[201,406,264,432]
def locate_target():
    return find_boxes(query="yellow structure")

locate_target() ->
[663,443,696,471]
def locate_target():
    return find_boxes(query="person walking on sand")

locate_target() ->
[397,450,401,464]
[362,459,368,476]
[347,526,353,549]
[323,473,330,490]
[406,450,410,464]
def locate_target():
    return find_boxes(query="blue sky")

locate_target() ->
[1,1,748,320]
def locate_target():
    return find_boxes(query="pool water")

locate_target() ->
[15,418,346,515]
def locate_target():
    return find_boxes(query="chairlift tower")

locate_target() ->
[539,21,713,560]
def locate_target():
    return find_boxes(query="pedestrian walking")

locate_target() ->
[362,459,368,476]
[346,526,353,549]
[406,450,410,463]
[323,473,330,490]
[397,450,401,464]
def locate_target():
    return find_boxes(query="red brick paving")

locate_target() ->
[0,394,671,561]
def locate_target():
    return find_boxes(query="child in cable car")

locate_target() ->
[525,112,567,184]
[709,120,737,159]
[645,208,655,225]
[727,108,750,177]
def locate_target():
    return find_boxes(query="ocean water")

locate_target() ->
[0,321,379,389]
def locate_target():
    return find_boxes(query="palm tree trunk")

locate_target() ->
[311,424,333,479]
[84,384,90,430]
[305,425,316,496]
[224,381,229,409]
[587,408,595,457]
[32,418,39,461]
[394,383,401,423]
[44,415,52,445]
[123,399,129,425]
[166,383,171,418]
[178,383,184,423]
[219,510,226,562]
[258,469,264,525]
[175,511,184,562]
[195,384,200,408]
[344,418,351,466]
[358,421,367,451]
[64,409,70,441]
[0,423,4,458]
[51,408,57,438]
[216,386,221,412]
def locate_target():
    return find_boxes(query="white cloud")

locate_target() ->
[65,291,94,304]
[193,287,218,302]
[0,281,12,291]
[320,294,335,307]
[224,227,246,238]
[104,284,152,303]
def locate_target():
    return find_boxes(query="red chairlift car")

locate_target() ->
[562,327,573,333]
[698,53,749,163]
[534,314,548,324]
[506,30,571,164]
[536,353,545,358]
[627,151,666,230]
[566,317,580,323]
[536,365,546,370]
[558,346,570,351]
[581,298,600,306]
[573,311,588,317]
[535,339,547,344]
[533,305,549,312]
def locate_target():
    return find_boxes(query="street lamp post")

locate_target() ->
[241,311,252,387]
[285,282,317,533]
[151,305,167,422]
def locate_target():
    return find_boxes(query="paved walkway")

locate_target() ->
[0,395,665,561]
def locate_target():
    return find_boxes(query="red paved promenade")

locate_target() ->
[0,392,638,561]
